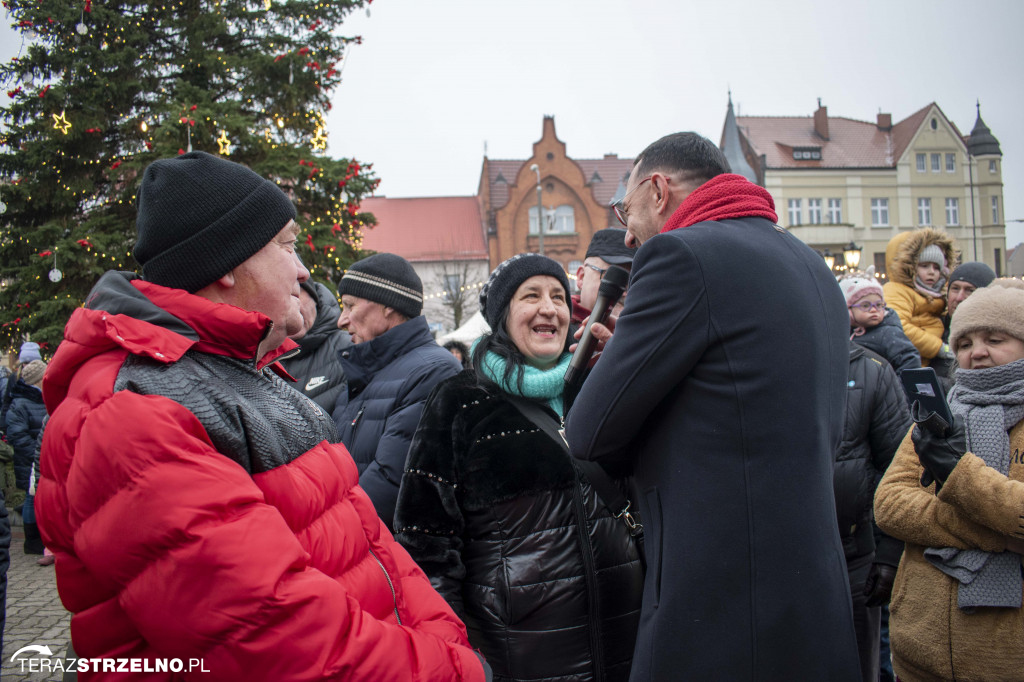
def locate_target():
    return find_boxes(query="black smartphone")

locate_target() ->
[900,367,954,428]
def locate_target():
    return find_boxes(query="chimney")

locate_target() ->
[877,112,892,131]
[813,99,829,140]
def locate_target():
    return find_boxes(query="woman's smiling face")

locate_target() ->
[506,275,570,370]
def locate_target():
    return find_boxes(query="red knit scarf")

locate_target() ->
[660,173,777,233]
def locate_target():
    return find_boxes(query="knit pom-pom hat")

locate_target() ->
[479,253,571,329]
[839,272,884,308]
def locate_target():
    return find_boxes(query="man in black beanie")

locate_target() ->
[332,252,462,529]
[35,152,490,680]
[942,261,997,342]
[572,227,636,328]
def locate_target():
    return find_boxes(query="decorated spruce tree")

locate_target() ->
[0,0,378,355]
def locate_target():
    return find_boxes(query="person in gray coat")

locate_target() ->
[566,132,860,681]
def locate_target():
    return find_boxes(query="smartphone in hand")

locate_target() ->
[900,367,954,431]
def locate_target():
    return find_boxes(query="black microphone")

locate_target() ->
[564,265,629,389]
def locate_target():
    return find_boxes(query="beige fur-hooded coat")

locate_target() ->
[882,229,958,362]
[874,421,1024,681]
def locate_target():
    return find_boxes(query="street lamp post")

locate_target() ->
[822,248,835,274]
[529,164,544,256]
[968,151,978,261]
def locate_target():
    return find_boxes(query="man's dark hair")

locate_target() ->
[634,132,731,188]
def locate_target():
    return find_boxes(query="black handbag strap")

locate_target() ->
[505,395,643,538]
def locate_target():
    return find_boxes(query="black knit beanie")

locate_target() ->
[947,261,996,291]
[479,253,572,329]
[338,253,423,318]
[134,151,297,293]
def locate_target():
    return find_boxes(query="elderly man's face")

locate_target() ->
[576,257,631,313]
[289,286,319,342]
[338,295,395,344]
[229,220,309,350]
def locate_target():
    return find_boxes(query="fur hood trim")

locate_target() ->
[887,228,958,288]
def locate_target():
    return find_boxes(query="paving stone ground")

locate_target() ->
[3,522,72,682]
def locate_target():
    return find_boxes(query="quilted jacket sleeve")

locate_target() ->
[49,391,485,682]
[360,355,460,528]
[874,429,1008,553]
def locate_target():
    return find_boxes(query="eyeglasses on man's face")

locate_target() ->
[583,263,607,277]
[612,176,652,227]
[850,301,885,312]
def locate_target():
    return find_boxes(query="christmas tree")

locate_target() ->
[0,0,379,356]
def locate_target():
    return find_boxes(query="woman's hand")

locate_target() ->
[911,415,966,491]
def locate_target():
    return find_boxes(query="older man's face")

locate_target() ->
[576,257,631,313]
[229,220,309,350]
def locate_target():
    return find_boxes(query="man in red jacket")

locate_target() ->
[36,151,490,681]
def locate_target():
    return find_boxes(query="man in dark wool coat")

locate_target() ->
[566,132,860,681]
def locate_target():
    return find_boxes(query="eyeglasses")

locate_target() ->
[584,263,607,277]
[612,176,652,227]
[849,301,886,312]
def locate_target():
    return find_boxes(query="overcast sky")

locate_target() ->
[3,0,1022,245]
[326,0,1024,246]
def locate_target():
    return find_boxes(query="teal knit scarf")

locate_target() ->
[479,350,571,416]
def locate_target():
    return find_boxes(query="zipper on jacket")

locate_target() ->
[368,546,402,625]
[570,464,605,682]
[350,405,365,429]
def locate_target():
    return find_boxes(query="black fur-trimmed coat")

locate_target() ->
[395,370,642,682]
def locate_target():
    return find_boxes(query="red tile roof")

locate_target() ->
[486,155,634,210]
[359,196,487,262]
[737,103,966,170]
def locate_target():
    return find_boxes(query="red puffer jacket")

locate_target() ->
[37,272,486,681]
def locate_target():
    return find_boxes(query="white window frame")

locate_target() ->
[787,198,802,227]
[553,205,575,233]
[945,153,956,173]
[918,198,932,226]
[916,154,926,172]
[992,196,1000,223]
[989,160,998,173]
[827,198,842,225]
[807,198,822,224]
[945,198,959,226]
[871,198,889,227]
[930,154,941,173]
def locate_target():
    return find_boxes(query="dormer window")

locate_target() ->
[792,147,822,161]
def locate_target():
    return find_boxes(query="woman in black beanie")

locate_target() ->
[395,253,642,682]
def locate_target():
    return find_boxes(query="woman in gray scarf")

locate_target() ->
[874,281,1024,682]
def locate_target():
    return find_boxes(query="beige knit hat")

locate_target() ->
[989,277,1024,291]
[950,284,1024,350]
[21,359,47,386]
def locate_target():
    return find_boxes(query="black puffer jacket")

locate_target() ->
[835,343,911,566]
[396,370,642,682]
[6,380,46,491]
[279,282,352,411]
[853,308,921,375]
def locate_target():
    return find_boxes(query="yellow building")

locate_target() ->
[722,97,1006,277]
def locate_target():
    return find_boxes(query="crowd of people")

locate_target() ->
[0,136,1021,681]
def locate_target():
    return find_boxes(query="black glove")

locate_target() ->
[911,413,966,491]
[863,563,897,607]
